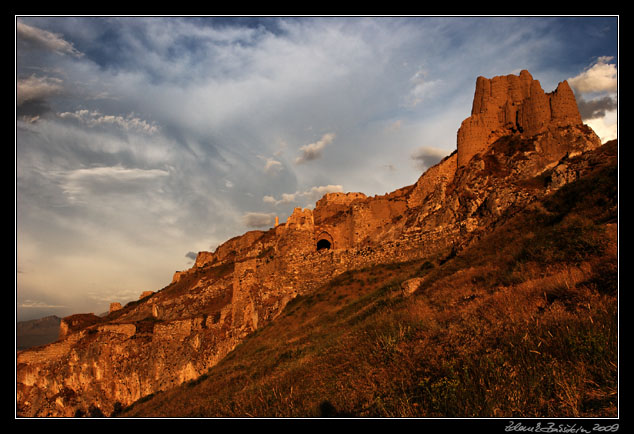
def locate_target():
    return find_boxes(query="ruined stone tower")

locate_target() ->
[456,70,583,167]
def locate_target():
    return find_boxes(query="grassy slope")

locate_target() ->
[120,142,618,418]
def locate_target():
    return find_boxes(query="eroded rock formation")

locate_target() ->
[16,70,606,417]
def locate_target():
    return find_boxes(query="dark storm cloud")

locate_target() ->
[16,99,52,120]
[16,75,64,120]
[577,96,618,121]
[410,146,448,171]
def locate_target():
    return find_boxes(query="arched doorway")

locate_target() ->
[316,238,332,251]
[316,231,334,251]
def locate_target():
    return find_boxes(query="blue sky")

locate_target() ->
[15,16,618,320]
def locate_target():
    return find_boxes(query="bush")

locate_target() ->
[517,214,604,265]
[585,261,618,295]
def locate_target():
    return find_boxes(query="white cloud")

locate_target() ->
[585,114,617,143]
[58,165,169,203]
[263,157,283,174]
[86,287,143,305]
[406,67,440,107]
[241,212,276,228]
[568,56,617,95]
[18,299,66,309]
[295,133,336,164]
[567,56,617,144]
[58,110,159,134]
[263,184,343,206]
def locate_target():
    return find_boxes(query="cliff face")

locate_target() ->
[16,70,606,417]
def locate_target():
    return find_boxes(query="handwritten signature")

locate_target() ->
[505,421,619,433]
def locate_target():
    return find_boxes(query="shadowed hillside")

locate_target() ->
[16,316,61,351]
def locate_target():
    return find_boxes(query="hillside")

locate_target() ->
[120,140,617,418]
[16,316,61,351]
[16,70,618,419]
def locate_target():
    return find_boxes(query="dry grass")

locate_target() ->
[121,252,617,418]
[120,144,617,419]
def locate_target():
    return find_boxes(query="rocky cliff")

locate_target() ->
[16,70,605,417]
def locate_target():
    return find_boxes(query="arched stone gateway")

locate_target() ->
[316,239,332,251]
[316,231,334,251]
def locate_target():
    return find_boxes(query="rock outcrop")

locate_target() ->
[16,70,608,417]
[58,314,102,340]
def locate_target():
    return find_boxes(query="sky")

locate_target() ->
[15,16,618,321]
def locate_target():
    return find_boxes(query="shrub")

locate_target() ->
[585,261,618,295]
[517,214,604,265]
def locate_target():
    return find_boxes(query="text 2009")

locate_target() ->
[593,425,619,432]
